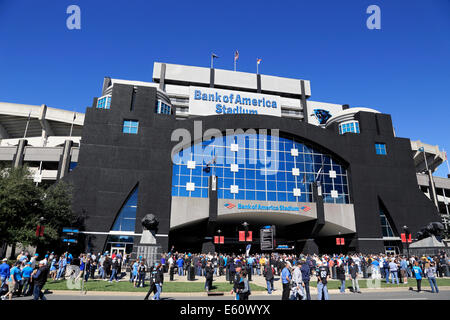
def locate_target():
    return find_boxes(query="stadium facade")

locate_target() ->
[0,62,449,255]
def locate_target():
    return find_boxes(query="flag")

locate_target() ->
[418,147,424,152]
[234,50,239,61]
[212,53,219,59]
[257,58,262,64]
[73,112,77,121]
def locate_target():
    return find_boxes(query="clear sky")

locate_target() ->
[0,0,449,176]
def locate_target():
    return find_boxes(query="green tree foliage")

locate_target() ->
[0,166,76,248]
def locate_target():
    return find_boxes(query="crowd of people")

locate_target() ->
[0,248,448,301]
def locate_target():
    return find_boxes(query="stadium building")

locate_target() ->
[0,62,448,255]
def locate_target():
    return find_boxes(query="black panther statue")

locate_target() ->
[416,222,444,241]
[141,214,159,231]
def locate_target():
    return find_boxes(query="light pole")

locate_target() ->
[338,231,341,255]
[403,225,410,259]
[217,229,222,255]
[242,222,249,255]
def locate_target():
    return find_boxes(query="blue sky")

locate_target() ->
[0,0,449,176]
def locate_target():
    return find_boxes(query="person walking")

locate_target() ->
[204,261,214,292]
[412,261,424,293]
[21,262,34,296]
[349,261,361,293]
[300,259,311,300]
[336,261,346,293]
[109,258,120,282]
[1,261,22,300]
[400,257,408,284]
[0,258,10,294]
[317,262,330,300]
[130,260,139,286]
[31,260,49,301]
[263,262,274,294]
[281,261,292,300]
[237,271,251,300]
[290,261,305,300]
[425,261,439,293]
[153,263,164,300]
[389,259,399,285]
[137,260,147,287]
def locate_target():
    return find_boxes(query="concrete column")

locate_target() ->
[159,63,166,91]
[209,68,215,88]
[13,139,27,168]
[57,140,73,179]
[427,170,439,208]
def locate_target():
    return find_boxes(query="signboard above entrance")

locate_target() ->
[189,86,281,117]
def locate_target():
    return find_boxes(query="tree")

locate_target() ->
[0,165,76,256]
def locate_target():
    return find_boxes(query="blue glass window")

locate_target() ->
[375,143,387,155]
[96,95,111,109]
[111,187,138,232]
[171,133,351,204]
[123,120,139,134]
[156,100,172,115]
[339,121,360,134]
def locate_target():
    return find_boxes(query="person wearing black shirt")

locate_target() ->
[32,261,49,300]
[317,263,329,300]
[137,261,147,287]
[205,261,214,292]
[263,262,274,294]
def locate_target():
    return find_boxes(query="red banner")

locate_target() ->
[36,225,41,237]
[239,231,245,242]
[401,233,406,243]
[39,226,45,237]
[336,237,341,245]
[219,236,224,244]
[214,236,219,244]
[408,234,412,243]
[246,231,252,242]
[340,238,344,245]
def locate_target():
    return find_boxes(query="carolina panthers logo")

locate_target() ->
[311,109,332,125]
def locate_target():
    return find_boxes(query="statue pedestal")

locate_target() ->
[136,230,161,267]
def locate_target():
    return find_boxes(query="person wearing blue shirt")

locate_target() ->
[400,258,408,284]
[1,261,22,300]
[371,259,380,279]
[247,256,254,275]
[300,260,311,300]
[131,260,139,286]
[0,258,10,291]
[176,257,184,276]
[412,261,423,292]
[21,262,34,296]
[281,262,292,300]
[56,256,67,280]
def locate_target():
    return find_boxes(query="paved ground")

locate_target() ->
[12,289,450,300]
[9,271,450,301]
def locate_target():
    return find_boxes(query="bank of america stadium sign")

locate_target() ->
[224,202,311,213]
[189,86,281,117]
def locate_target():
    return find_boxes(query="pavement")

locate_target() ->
[10,271,449,300]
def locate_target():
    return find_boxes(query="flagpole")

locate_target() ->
[256,61,258,74]
[23,111,31,138]
[444,148,450,176]
[69,112,76,137]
